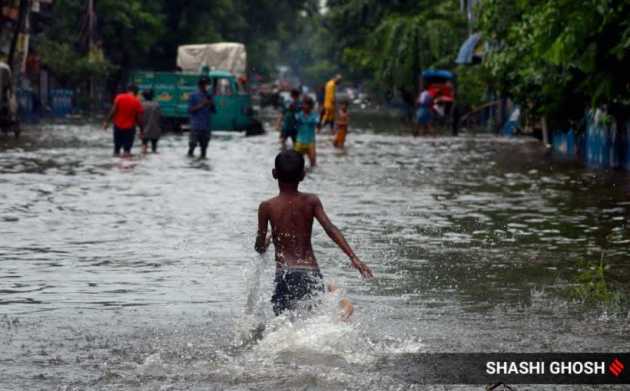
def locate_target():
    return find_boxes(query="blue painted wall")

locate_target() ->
[551,113,630,170]
[17,88,75,120]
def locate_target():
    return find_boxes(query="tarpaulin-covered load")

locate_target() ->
[176,43,247,76]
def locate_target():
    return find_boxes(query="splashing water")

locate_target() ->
[1,124,628,390]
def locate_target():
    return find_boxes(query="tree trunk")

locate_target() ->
[542,116,550,147]
[8,0,29,74]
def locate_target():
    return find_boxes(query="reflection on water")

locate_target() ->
[0,124,629,390]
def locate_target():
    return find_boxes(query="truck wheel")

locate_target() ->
[173,121,183,134]
[245,119,264,137]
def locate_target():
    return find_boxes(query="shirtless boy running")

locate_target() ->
[255,150,373,316]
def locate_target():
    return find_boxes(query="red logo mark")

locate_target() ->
[609,358,624,377]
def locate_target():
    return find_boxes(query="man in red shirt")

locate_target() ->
[104,84,144,156]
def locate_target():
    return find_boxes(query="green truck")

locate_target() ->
[130,69,263,134]
[132,43,262,134]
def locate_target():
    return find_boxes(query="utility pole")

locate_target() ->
[467,0,473,35]
[8,0,29,76]
[88,0,95,109]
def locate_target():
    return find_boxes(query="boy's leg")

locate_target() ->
[328,121,336,135]
[308,143,317,167]
[279,127,286,146]
[334,127,346,148]
[142,137,149,154]
[113,128,122,156]
[122,129,135,156]
[338,297,354,321]
[151,139,158,153]
[199,134,210,158]
[326,282,353,321]
[280,132,288,150]
[188,130,197,156]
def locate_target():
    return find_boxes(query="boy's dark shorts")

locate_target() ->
[281,127,297,142]
[272,267,324,316]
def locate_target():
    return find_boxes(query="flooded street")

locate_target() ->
[1,123,629,390]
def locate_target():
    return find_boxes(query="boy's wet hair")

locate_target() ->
[275,150,305,183]
[303,96,314,107]
[128,84,139,94]
[290,89,300,98]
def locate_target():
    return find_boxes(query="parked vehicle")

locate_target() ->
[422,69,458,134]
[0,62,19,137]
[131,43,263,135]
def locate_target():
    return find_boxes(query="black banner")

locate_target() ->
[375,353,629,384]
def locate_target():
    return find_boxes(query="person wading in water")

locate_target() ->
[104,84,144,157]
[188,76,215,159]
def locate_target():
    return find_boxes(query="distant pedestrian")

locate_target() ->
[277,88,301,149]
[140,89,162,153]
[319,74,342,133]
[294,96,319,168]
[104,84,144,157]
[414,85,433,136]
[333,100,349,149]
[188,77,215,159]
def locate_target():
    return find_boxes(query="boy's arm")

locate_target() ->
[275,110,284,131]
[313,196,373,279]
[103,100,117,129]
[255,201,271,254]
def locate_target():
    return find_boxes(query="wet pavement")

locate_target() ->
[0,122,629,390]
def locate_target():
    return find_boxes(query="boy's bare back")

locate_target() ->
[255,150,373,280]
[258,191,322,269]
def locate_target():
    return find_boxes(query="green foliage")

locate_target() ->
[40,0,318,86]
[324,0,467,96]
[37,39,115,87]
[302,60,338,87]
[571,258,624,309]
[478,0,630,127]
[455,66,486,108]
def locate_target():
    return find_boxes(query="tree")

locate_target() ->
[478,0,630,129]
[38,0,319,87]
[37,39,114,87]
[324,0,467,100]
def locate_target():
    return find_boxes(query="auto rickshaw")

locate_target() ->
[0,62,19,137]
[421,69,458,134]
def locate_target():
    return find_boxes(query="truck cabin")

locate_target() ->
[205,70,246,97]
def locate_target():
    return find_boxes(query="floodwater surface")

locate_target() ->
[0,123,629,390]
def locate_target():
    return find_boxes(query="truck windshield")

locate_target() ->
[214,78,233,96]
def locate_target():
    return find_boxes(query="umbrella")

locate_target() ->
[456,33,482,64]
